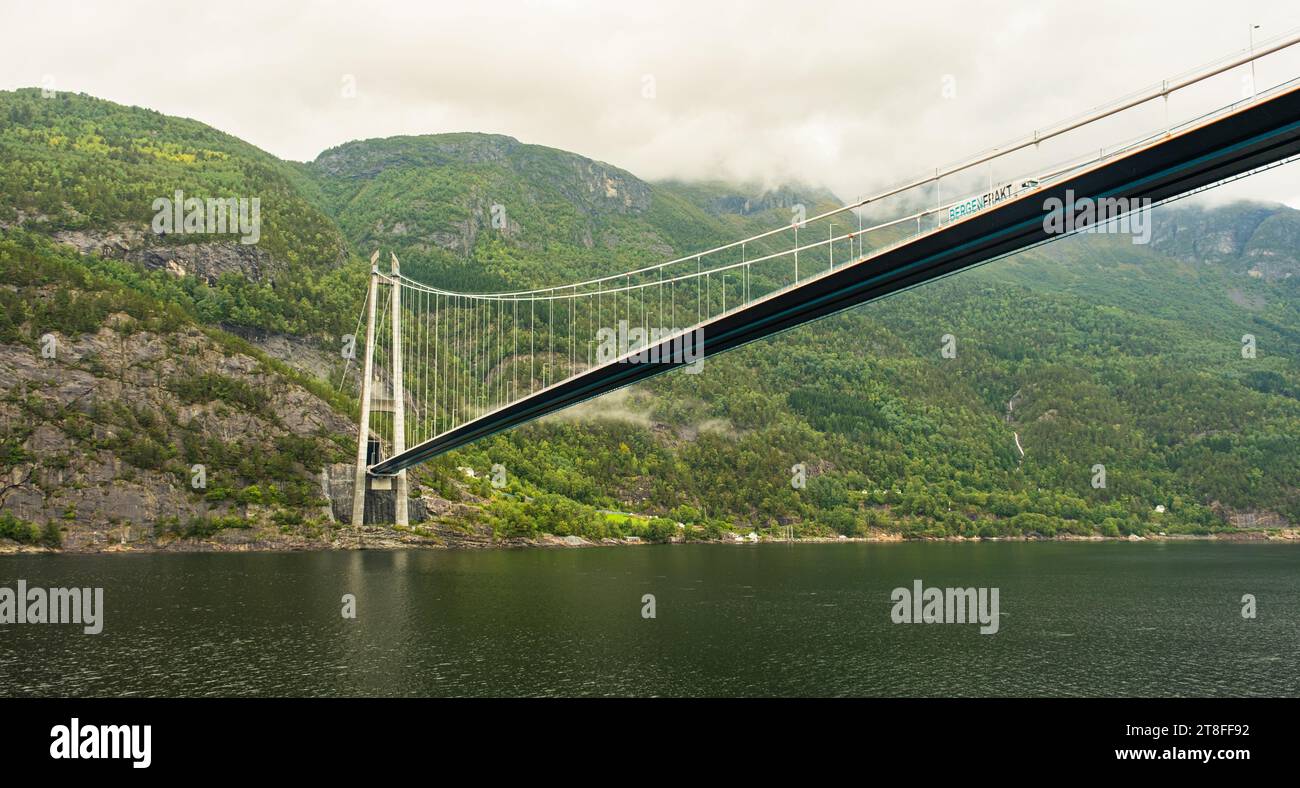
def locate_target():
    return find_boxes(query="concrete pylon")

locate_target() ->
[351,250,381,527]
[390,252,409,527]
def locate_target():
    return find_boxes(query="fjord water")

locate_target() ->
[2,542,1298,697]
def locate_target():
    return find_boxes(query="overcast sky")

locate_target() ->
[3,0,1299,207]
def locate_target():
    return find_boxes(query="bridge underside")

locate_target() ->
[369,83,1300,476]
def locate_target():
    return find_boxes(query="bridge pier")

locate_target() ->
[327,463,426,526]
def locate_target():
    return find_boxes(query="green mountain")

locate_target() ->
[302,132,840,292]
[1,89,1296,550]
[0,89,359,336]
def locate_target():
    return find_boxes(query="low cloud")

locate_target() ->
[3,0,1297,206]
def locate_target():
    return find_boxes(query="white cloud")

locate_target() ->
[2,0,1297,206]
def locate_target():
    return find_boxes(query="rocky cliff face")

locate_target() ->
[0,307,355,550]
[1150,202,1300,281]
[53,223,277,284]
[5,209,281,285]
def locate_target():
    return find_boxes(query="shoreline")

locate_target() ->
[2,524,1297,555]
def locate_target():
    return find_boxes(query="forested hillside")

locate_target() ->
[0,89,359,336]
[1,89,1296,549]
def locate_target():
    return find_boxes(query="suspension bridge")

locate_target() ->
[347,31,1300,526]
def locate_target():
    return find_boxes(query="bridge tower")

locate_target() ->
[349,251,411,527]
[389,253,409,526]
[350,251,380,527]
